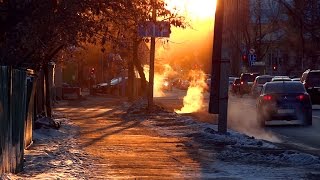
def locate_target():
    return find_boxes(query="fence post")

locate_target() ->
[25,69,37,148]
[10,69,27,173]
[0,66,11,173]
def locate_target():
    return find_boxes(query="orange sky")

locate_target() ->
[157,0,217,72]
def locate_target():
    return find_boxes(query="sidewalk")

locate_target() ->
[55,96,202,179]
[4,95,320,179]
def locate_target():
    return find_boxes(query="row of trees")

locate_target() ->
[278,0,320,70]
[225,0,320,75]
[0,0,186,115]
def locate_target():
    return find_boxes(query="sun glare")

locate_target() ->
[166,0,217,20]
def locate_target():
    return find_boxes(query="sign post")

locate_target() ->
[148,0,156,110]
[137,1,171,111]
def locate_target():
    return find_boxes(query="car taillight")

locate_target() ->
[241,81,244,85]
[297,94,308,101]
[263,95,272,101]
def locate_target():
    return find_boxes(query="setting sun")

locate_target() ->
[165,0,217,20]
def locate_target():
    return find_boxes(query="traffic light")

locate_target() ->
[272,65,277,71]
[242,54,248,66]
[242,55,247,61]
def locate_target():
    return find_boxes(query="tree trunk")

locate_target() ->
[43,63,52,117]
[132,40,147,95]
[128,54,135,101]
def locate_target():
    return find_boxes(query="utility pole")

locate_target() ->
[209,0,228,133]
[148,0,156,110]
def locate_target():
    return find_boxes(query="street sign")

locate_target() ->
[249,54,257,66]
[138,21,171,37]
[252,61,265,66]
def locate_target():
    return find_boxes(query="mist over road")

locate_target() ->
[155,88,320,155]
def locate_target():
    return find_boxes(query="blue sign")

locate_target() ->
[138,21,171,37]
[249,54,257,66]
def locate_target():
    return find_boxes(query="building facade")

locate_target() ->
[222,0,315,76]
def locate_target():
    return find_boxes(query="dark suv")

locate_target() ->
[239,73,259,95]
[301,69,320,104]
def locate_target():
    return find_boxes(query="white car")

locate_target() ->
[251,75,273,97]
[271,76,291,82]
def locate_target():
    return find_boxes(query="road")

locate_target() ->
[155,88,320,155]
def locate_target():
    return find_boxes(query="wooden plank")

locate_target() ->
[0,66,10,173]
[10,69,27,173]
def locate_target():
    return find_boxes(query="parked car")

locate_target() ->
[301,69,320,104]
[231,78,241,95]
[179,80,190,90]
[229,76,237,90]
[239,73,259,95]
[93,82,109,94]
[271,76,291,82]
[251,75,273,97]
[172,78,183,89]
[256,81,312,126]
[292,78,301,81]
[93,77,128,94]
[161,78,173,91]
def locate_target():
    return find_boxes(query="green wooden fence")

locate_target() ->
[0,66,34,173]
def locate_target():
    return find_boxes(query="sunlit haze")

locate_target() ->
[157,0,216,72]
[155,0,216,113]
[165,0,217,20]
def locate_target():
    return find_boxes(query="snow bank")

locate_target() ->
[126,106,320,168]
[2,116,92,179]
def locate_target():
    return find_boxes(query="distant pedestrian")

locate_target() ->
[89,68,96,95]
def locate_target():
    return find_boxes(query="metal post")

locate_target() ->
[209,0,227,133]
[148,0,156,110]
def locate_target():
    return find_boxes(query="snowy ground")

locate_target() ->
[2,99,320,179]
[138,113,320,179]
[1,114,93,180]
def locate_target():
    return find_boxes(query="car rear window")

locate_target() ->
[234,79,240,83]
[257,77,272,84]
[307,72,320,86]
[265,83,306,94]
[241,74,259,82]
